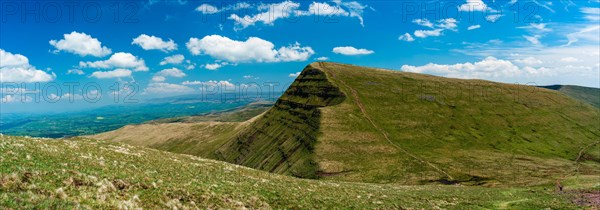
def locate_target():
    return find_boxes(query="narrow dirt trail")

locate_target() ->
[318,62,454,180]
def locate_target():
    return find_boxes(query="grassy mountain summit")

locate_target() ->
[94,62,600,186]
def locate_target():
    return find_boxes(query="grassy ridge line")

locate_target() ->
[319,62,454,180]
[540,85,600,108]
[312,62,600,184]
[2,135,595,209]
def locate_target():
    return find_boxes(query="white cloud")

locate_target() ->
[400,57,547,81]
[581,7,600,21]
[186,35,314,63]
[560,57,580,63]
[152,76,166,82]
[67,69,84,75]
[0,49,55,83]
[156,67,186,78]
[398,33,415,42]
[436,18,458,31]
[524,35,541,45]
[229,1,302,30]
[182,80,235,88]
[316,57,329,61]
[412,18,433,28]
[514,57,543,66]
[467,25,481,30]
[289,72,301,77]
[132,34,177,52]
[80,52,149,72]
[459,0,488,12]
[414,29,443,38]
[160,54,185,65]
[195,2,251,14]
[485,14,503,22]
[90,69,132,79]
[227,0,369,30]
[49,31,112,57]
[145,82,195,94]
[1,94,33,103]
[196,3,219,14]
[564,25,600,46]
[404,18,458,41]
[204,63,222,70]
[332,46,374,55]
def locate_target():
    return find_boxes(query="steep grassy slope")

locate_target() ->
[540,85,600,108]
[3,136,599,208]
[215,66,346,178]
[94,62,600,186]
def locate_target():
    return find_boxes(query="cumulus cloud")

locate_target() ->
[186,35,314,63]
[196,3,220,14]
[398,33,415,42]
[80,52,149,72]
[316,57,329,61]
[90,69,132,79]
[0,49,55,82]
[436,18,458,31]
[160,54,185,65]
[412,18,433,28]
[467,25,481,30]
[289,72,301,77]
[514,57,543,66]
[332,46,374,55]
[204,63,223,70]
[560,57,580,63]
[132,34,177,52]
[400,57,548,81]
[152,76,166,82]
[1,94,33,103]
[49,31,112,57]
[414,29,443,38]
[459,0,488,12]
[156,67,186,78]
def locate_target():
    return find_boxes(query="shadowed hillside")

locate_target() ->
[215,65,346,178]
[94,62,600,185]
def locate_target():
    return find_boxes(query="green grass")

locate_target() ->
[2,135,597,209]
[93,62,600,187]
[540,85,600,108]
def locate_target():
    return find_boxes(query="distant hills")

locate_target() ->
[540,85,600,108]
[94,62,600,186]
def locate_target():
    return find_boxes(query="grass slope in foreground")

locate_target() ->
[2,136,599,209]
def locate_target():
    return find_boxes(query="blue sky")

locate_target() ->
[1,0,599,113]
